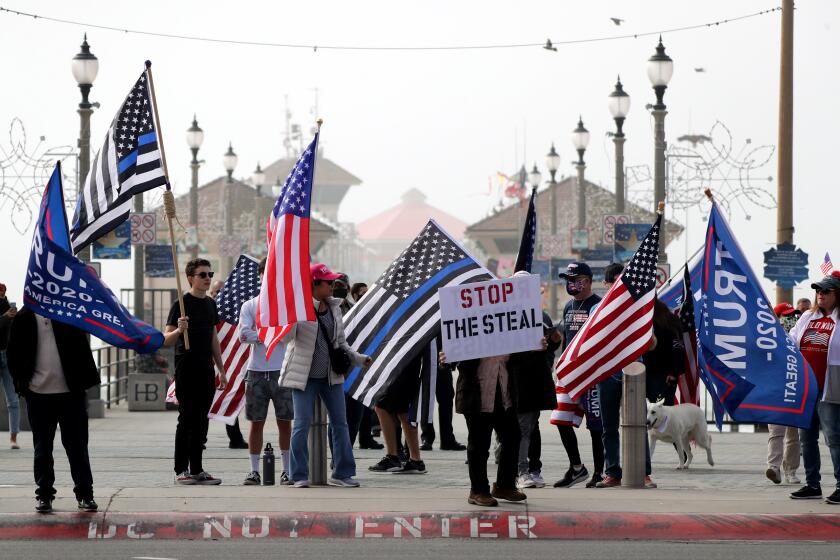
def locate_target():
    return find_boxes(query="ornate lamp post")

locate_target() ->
[647,37,674,263]
[608,77,631,213]
[222,143,238,274]
[71,34,99,262]
[571,117,590,238]
[186,115,204,259]
[252,162,265,256]
[545,143,560,317]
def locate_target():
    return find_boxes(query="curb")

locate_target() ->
[1,511,840,540]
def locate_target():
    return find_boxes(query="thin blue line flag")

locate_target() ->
[23,162,164,353]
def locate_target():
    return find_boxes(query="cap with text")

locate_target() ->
[558,261,593,280]
[310,263,342,282]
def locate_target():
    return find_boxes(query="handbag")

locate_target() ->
[317,313,352,376]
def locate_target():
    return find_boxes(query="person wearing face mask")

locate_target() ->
[333,274,353,315]
[550,262,606,489]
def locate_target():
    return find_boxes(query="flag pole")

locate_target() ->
[145,60,190,349]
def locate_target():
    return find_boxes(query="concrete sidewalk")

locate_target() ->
[1,404,838,540]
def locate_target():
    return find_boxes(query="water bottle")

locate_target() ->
[262,443,275,486]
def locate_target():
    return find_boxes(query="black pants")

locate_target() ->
[27,391,93,501]
[344,394,376,446]
[226,418,245,445]
[556,424,604,474]
[174,378,215,475]
[421,367,456,446]
[463,389,520,494]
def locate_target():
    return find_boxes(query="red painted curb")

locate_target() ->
[1,511,839,541]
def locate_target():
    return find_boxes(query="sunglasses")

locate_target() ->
[191,271,215,279]
[816,288,835,295]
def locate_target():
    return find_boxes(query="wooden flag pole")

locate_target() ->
[145,60,189,349]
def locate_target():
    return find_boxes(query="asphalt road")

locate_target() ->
[3,540,839,560]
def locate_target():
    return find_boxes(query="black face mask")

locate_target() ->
[333,287,348,299]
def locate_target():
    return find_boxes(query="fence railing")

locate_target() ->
[93,345,135,408]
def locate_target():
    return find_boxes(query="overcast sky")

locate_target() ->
[1,0,837,303]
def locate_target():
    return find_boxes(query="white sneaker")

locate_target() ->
[530,471,546,488]
[517,473,536,489]
[766,466,782,484]
[293,479,311,488]
[785,472,801,485]
[328,477,360,488]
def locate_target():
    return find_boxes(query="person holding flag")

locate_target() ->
[788,271,840,503]
[164,259,227,485]
[8,162,164,513]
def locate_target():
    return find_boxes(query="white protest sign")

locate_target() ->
[439,275,543,362]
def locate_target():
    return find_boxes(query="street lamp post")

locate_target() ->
[608,77,631,214]
[545,144,560,318]
[186,116,205,259]
[71,34,99,263]
[647,37,674,263]
[252,163,265,257]
[571,117,590,246]
[222,143,238,275]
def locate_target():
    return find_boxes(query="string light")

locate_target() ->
[0,5,781,52]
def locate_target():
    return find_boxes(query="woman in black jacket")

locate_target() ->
[644,299,686,405]
[507,312,561,488]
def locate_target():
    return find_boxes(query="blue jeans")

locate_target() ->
[818,401,840,490]
[0,351,21,434]
[599,375,652,478]
[290,377,356,482]
[800,404,822,488]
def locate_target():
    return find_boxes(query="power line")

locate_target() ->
[0,5,781,52]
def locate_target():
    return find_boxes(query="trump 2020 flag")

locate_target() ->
[513,187,537,273]
[70,66,167,253]
[697,201,817,429]
[256,133,319,358]
[24,162,163,353]
[343,220,493,407]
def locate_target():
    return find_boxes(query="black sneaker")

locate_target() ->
[35,498,53,513]
[78,499,98,512]
[279,471,292,485]
[585,472,603,488]
[554,465,589,488]
[441,441,467,451]
[825,489,840,505]
[359,439,385,450]
[420,441,433,451]
[229,440,249,449]
[790,485,822,499]
[243,471,261,486]
[393,459,427,474]
[369,455,402,472]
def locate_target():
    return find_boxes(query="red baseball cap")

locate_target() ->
[310,263,342,282]
[773,302,796,316]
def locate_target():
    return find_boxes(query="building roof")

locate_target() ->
[356,188,467,241]
[466,176,683,256]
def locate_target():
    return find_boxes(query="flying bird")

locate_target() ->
[677,134,712,147]
[694,67,706,73]
[543,39,557,52]
[610,18,624,26]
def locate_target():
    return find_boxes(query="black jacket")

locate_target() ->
[453,358,518,415]
[508,313,561,412]
[6,308,100,395]
[0,297,11,351]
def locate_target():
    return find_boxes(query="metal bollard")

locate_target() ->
[621,362,647,489]
[308,395,329,485]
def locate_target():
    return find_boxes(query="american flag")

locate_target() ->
[70,66,166,253]
[208,255,261,424]
[675,266,700,406]
[514,187,537,273]
[256,133,319,357]
[555,214,661,400]
[820,252,834,276]
[343,220,493,407]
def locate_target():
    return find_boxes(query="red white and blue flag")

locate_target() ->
[256,132,320,357]
[675,266,701,406]
[820,252,834,276]
[555,213,661,400]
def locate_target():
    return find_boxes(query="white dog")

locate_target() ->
[646,400,714,470]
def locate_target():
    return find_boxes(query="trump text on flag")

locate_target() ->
[439,275,542,363]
